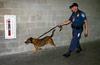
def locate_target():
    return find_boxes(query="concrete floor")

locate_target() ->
[0,40,100,65]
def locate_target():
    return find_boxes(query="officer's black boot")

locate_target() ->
[63,51,71,57]
[76,47,82,53]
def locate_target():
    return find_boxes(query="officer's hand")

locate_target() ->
[58,24,63,27]
[85,31,88,37]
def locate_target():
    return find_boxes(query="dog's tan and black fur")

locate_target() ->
[25,29,56,54]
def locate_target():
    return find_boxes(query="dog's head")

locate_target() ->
[25,37,33,45]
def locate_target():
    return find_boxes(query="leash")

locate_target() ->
[38,25,62,38]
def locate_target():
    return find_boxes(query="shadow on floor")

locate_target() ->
[0,40,100,65]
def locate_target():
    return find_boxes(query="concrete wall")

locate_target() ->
[0,0,100,56]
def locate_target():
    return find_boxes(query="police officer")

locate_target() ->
[58,3,88,57]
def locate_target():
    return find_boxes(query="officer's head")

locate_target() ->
[69,3,78,12]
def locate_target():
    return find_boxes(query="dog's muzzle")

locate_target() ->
[25,41,30,45]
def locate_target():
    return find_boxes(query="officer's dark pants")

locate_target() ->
[69,28,83,52]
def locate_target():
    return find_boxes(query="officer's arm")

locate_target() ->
[84,20,88,36]
[58,20,71,26]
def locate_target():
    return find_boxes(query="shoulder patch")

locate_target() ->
[81,13,85,17]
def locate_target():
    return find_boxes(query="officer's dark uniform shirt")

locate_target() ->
[69,9,87,26]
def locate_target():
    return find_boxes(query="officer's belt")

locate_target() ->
[71,24,83,30]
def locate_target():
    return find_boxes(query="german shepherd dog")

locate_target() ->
[25,29,56,54]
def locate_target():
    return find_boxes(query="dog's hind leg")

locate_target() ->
[44,45,47,51]
[48,39,56,49]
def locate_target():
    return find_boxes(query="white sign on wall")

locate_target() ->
[4,15,16,39]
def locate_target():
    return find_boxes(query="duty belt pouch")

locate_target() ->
[71,24,74,28]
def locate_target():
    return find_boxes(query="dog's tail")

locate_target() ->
[50,29,56,37]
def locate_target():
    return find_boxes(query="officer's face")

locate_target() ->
[71,6,78,12]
